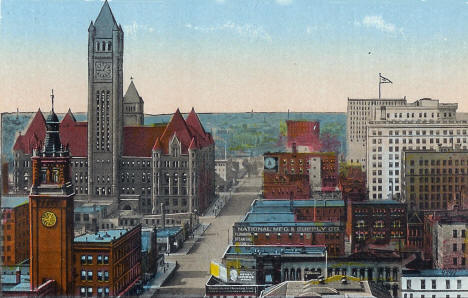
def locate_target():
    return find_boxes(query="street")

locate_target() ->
[155,174,262,297]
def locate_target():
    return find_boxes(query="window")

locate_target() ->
[104,255,109,264]
[87,271,93,281]
[453,243,457,252]
[97,287,103,297]
[97,255,103,264]
[80,287,86,297]
[97,271,103,281]
[87,255,93,264]
[81,270,86,281]
[105,288,109,297]
[457,279,461,289]
[421,279,426,289]
[432,279,436,289]
[453,230,458,238]
[446,279,450,289]
[453,257,457,265]
[104,271,109,281]
[81,255,86,265]
[87,287,93,296]
[407,279,412,289]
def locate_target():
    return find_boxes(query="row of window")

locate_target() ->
[80,286,109,297]
[80,270,109,281]
[80,255,109,265]
[406,278,462,290]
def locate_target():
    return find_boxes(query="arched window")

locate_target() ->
[296,268,301,281]
[290,268,295,281]
[108,41,112,51]
[102,41,106,51]
[96,42,100,51]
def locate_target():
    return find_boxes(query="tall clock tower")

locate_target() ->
[87,1,123,200]
[29,94,74,295]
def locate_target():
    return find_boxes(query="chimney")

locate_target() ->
[292,142,297,154]
[15,267,21,284]
[161,203,166,229]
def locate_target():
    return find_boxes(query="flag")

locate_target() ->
[379,73,392,84]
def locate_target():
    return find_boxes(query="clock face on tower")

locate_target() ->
[264,157,278,171]
[41,211,57,228]
[94,61,112,80]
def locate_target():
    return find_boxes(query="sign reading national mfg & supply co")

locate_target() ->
[233,224,342,234]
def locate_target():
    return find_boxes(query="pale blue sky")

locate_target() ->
[1,0,468,113]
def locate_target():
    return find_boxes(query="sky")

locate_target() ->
[1,0,468,114]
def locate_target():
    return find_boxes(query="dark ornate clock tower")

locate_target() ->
[29,93,74,295]
[87,0,124,200]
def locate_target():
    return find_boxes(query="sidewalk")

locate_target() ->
[142,261,177,296]
[204,191,232,217]
[169,223,211,256]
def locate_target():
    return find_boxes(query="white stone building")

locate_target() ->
[346,97,407,169]
[401,269,468,298]
[366,98,466,200]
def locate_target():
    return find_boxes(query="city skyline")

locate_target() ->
[1,0,468,114]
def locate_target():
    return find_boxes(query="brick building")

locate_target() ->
[1,196,29,266]
[402,146,468,211]
[338,163,367,203]
[11,1,215,216]
[433,216,468,270]
[263,152,337,200]
[233,200,345,256]
[348,200,407,252]
[286,120,320,153]
[73,225,142,297]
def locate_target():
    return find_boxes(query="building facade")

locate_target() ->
[433,217,468,270]
[366,99,468,200]
[73,225,142,297]
[346,97,407,168]
[1,196,29,266]
[263,151,337,200]
[348,200,407,252]
[401,269,468,298]
[401,147,468,211]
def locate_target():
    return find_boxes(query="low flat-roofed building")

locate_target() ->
[73,225,142,297]
[401,269,468,298]
[156,226,185,253]
[260,276,392,298]
[233,200,345,256]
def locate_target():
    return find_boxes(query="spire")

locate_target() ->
[41,92,67,157]
[50,89,55,112]
[94,0,119,38]
[124,80,143,103]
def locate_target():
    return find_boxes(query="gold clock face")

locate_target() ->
[41,211,57,228]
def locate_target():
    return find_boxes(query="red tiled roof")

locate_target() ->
[123,125,166,157]
[13,109,46,154]
[186,108,214,147]
[157,109,195,154]
[60,110,88,157]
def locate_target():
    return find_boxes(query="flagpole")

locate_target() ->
[378,73,381,99]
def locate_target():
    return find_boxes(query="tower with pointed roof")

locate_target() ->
[123,80,144,126]
[87,0,124,200]
[29,93,74,295]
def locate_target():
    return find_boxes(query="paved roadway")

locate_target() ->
[156,174,262,297]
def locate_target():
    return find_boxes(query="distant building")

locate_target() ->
[232,199,345,256]
[263,151,337,200]
[432,216,468,270]
[346,97,407,168]
[338,163,367,203]
[366,98,467,200]
[74,204,111,234]
[401,146,468,211]
[73,225,142,297]
[348,200,407,252]
[215,159,235,191]
[286,120,320,152]
[1,196,29,266]
[401,269,468,298]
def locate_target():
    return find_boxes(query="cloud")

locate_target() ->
[276,0,293,5]
[355,15,398,34]
[124,21,155,38]
[185,21,272,42]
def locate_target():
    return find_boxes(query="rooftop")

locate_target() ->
[242,212,341,227]
[251,199,344,213]
[352,200,403,205]
[74,229,128,243]
[156,226,183,238]
[225,245,327,256]
[74,205,106,213]
[1,196,28,209]
[403,269,468,277]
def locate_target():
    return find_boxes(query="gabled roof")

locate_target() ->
[157,109,195,154]
[59,110,88,157]
[186,107,213,147]
[94,0,120,38]
[124,81,144,104]
[13,109,46,153]
[123,125,166,157]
